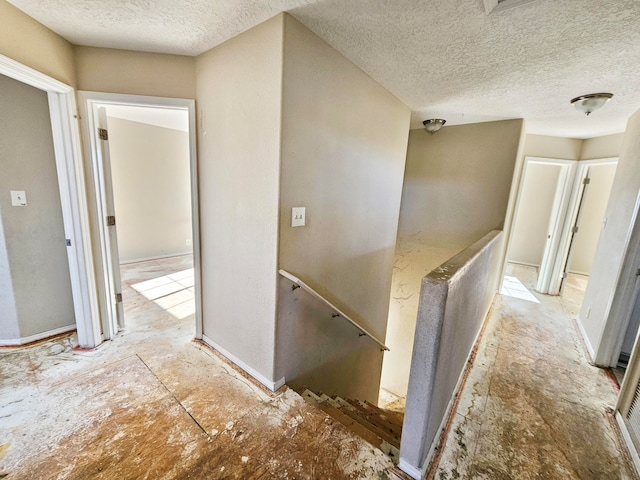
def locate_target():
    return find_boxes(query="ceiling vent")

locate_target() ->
[483,0,537,14]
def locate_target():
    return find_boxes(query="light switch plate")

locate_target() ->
[10,190,27,206]
[291,207,306,227]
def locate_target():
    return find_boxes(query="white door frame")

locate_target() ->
[534,158,577,293]
[77,91,202,340]
[548,157,618,294]
[504,156,577,292]
[0,55,102,347]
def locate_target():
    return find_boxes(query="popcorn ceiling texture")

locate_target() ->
[7,0,640,137]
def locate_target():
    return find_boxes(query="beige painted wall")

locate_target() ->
[75,46,196,99]
[382,120,522,398]
[581,133,624,160]
[523,134,582,160]
[381,120,522,398]
[380,240,460,398]
[196,15,283,383]
[569,163,617,274]
[274,15,411,401]
[580,111,640,363]
[0,1,75,86]
[107,116,192,263]
[509,163,562,266]
[398,120,523,252]
[0,75,75,340]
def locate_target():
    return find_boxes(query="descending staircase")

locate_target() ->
[300,389,404,463]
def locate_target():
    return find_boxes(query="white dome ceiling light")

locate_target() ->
[423,119,447,134]
[570,93,614,116]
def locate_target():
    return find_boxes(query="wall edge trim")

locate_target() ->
[398,458,425,479]
[202,334,284,392]
[576,315,595,361]
[0,324,76,346]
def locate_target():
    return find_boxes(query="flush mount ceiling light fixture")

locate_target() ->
[570,93,613,116]
[423,119,446,134]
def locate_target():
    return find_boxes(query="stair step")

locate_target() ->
[300,390,386,451]
[347,398,404,435]
[299,390,403,459]
[331,397,400,449]
[364,399,405,428]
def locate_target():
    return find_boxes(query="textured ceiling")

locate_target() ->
[8,0,640,138]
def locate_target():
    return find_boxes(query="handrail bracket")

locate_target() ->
[279,269,390,351]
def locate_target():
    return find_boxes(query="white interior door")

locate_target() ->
[548,158,618,295]
[546,165,590,294]
[536,161,577,293]
[95,106,124,335]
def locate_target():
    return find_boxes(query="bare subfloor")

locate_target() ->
[0,256,399,479]
[432,263,638,479]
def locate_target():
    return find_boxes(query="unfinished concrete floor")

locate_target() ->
[431,263,637,479]
[0,256,401,479]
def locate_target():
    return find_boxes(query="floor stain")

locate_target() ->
[432,263,639,480]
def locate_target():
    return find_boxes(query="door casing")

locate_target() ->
[77,91,202,341]
[0,54,101,347]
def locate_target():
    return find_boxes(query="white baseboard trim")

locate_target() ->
[616,411,640,476]
[567,270,589,277]
[398,458,425,480]
[120,251,193,265]
[202,334,285,392]
[0,324,76,347]
[506,260,540,268]
[576,315,595,361]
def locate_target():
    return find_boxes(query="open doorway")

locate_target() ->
[105,105,196,332]
[504,156,619,339]
[504,158,576,300]
[78,92,201,343]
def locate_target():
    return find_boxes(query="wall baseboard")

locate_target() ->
[506,260,540,268]
[120,251,193,265]
[576,315,595,361]
[398,458,425,480]
[567,270,590,277]
[202,334,285,392]
[0,324,76,347]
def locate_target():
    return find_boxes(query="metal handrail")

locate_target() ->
[278,269,390,351]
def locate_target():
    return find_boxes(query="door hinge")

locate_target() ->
[65,238,72,246]
[106,215,116,226]
[115,293,123,303]
[583,177,591,185]
[562,272,568,279]
[571,226,579,233]
[98,128,109,140]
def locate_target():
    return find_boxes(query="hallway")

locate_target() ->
[1,258,638,478]
[431,264,637,479]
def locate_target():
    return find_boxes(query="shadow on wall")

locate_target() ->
[276,249,396,403]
